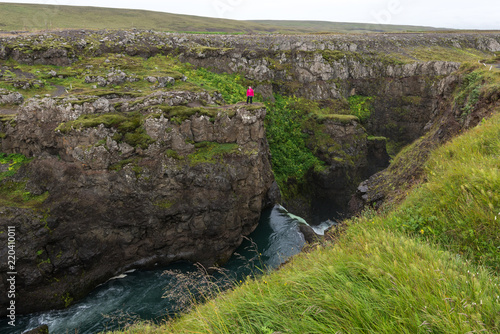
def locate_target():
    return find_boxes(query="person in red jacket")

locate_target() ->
[246,86,254,104]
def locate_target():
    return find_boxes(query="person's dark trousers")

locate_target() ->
[246,96,253,104]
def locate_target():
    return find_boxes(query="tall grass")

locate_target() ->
[110,220,500,333]
[386,111,500,270]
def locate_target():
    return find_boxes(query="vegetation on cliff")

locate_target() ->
[1,49,362,201]
[0,153,48,209]
[0,54,242,103]
[101,59,500,332]
[157,226,499,333]
[264,95,325,193]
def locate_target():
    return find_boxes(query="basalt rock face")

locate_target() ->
[293,117,390,218]
[0,92,276,315]
[348,72,500,213]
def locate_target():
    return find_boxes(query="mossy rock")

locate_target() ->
[56,111,155,149]
[187,142,239,166]
[314,114,359,124]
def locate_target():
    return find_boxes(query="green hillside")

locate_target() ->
[250,20,445,33]
[0,3,444,34]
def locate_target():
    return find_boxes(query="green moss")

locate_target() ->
[321,50,347,62]
[0,152,32,181]
[108,158,146,177]
[0,180,49,209]
[56,112,155,149]
[154,200,175,209]
[95,139,107,147]
[190,46,234,54]
[454,71,483,119]
[108,158,137,171]
[123,129,154,150]
[401,96,423,105]
[187,142,239,166]
[151,105,230,121]
[56,113,128,133]
[367,136,388,141]
[62,293,73,308]
[0,114,16,125]
[166,149,184,160]
[314,114,359,124]
[0,153,49,209]
[348,95,373,123]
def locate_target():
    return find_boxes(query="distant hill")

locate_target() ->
[0,3,447,34]
[249,20,447,33]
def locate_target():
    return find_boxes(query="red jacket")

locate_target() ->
[247,88,254,97]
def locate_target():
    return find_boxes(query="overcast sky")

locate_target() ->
[3,0,500,30]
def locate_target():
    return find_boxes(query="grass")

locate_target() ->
[454,71,484,119]
[385,111,500,271]
[56,112,155,149]
[0,3,444,33]
[185,67,246,105]
[348,95,373,123]
[2,30,500,332]
[109,219,500,333]
[0,54,251,106]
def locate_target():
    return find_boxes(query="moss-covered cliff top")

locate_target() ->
[1,29,499,64]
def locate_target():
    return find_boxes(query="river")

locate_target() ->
[0,205,336,334]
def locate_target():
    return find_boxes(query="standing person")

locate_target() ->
[246,86,254,104]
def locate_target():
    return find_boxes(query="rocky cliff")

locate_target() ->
[0,88,275,314]
[2,30,498,157]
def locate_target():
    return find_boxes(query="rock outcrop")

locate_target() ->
[2,31,497,150]
[0,91,276,315]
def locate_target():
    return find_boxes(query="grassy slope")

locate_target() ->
[109,105,500,334]
[0,3,292,33]
[0,3,443,33]
[250,20,444,33]
[386,108,500,269]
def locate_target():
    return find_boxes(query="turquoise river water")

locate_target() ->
[0,205,336,334]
